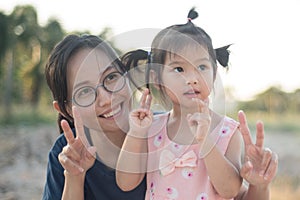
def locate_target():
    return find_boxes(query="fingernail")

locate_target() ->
[246,161,253,168]
[79,167,84,172]
[259,170,264,176]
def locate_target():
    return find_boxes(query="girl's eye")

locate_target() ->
[197,65,207,71]
[174,67,184,72]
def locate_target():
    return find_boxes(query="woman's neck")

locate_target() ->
[89,129,126,169]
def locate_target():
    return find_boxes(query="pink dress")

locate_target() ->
[145,112,239,200]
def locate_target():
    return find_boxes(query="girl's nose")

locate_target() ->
[185,74,199,85]
[95,87,111,107]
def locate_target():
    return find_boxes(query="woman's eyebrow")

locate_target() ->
[73,80,90,90]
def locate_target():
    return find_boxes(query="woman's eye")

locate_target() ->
[174,67,184,72]
[197,65,207,71]
[106,72,120,82]
[78,87,94,98]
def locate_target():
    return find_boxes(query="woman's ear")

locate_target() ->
[53,101,72,118]
[53,101,61,113]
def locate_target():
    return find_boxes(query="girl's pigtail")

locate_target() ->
[215,44,232,68]
[121,49,148,90]
[187,7,198,22]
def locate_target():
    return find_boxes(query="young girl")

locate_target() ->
[116,8,266,199]
[118,49,278,200]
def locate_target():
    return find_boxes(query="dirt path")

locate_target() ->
[0,125,299,199]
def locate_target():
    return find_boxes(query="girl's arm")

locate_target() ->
[116,89,152,191]
[187,99,242,198]
[59,106,96,200]
[203,129,243,199]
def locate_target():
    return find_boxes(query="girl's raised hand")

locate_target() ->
[129,88,153,135]
[186,98,211,143]
[238,110,278,187]
[58,106,96,176]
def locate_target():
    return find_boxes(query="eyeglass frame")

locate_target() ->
[68,71,127,107]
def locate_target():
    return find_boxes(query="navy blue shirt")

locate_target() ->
[42,132,146,200]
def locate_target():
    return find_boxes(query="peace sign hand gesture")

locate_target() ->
[238,110,278,187]
[129,89,153,136]
[58,106,97,176]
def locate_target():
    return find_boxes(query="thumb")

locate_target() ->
[86,146,97,160]
[240,160,253,179]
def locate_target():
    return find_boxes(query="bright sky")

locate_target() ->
[1,0,300,101]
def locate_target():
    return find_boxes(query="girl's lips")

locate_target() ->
[98,105,122,119]
[184,90,201,98]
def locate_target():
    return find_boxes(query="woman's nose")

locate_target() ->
[95,87,111,107]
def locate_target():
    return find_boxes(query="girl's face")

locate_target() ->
[161,45,214,110]
[66,48,131,133]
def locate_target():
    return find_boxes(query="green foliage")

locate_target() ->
[0,104,56,126]
[237,87,300,114]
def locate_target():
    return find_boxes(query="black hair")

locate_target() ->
[45,34,126,133]
[121,49,149,90]
[147,8,231,108]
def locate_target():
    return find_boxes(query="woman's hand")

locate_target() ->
[58,106,96,176]
[238,110,278,187]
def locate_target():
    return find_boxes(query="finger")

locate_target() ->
[187,112,210,126]
[58,152,84,173]
[259,148,273,175]
[140,88,150,109]
[264,153,278,181]
[145,93,152,110]
[240,160,253,180]
[61,120,75,144]
[62,144,81,162]
[255,121,264,149]
[72,106,89,147]
[238,110,253,146]
[192,98,209,114]
[86,146,97,160]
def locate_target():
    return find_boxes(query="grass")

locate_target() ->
[227,111,300,134]
[0,104,56,126]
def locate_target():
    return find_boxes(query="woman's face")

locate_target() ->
[66,48,131,133]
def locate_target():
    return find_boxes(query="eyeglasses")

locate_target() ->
[72,71,127,107]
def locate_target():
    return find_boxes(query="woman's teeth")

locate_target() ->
[102,106,121,118]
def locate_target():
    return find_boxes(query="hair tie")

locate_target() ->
[187,17,192,22]
[147,51,152,63]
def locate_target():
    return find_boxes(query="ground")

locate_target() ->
[0,124,299,199]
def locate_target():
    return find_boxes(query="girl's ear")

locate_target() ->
[150,70,160,89]
[53,101,72,118]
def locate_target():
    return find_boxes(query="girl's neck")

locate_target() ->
[167,109,197,145]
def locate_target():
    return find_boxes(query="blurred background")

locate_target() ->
[0,0,299,199]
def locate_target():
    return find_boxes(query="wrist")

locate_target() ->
[249,183,270,191]
[64,170,86,182]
